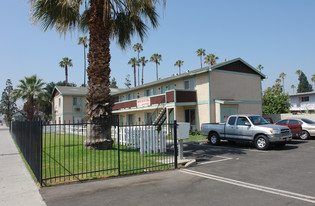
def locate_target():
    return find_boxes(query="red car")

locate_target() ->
[275,119,303,139]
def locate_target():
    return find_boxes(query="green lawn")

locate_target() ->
[42,133,174,185]
[186,134,207,142]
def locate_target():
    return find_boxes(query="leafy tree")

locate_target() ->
[204,53,219,66]
[262,83,290,115]
[291,85,296,94]
[0,79,17,122]
[59,57,73,86]
[78,36,88,87]
[139,57,148,85]
[110,78,118,88]
[296,70,302,76]
[150,53,162,80]
[196,48,206,69]
[257,64,264,72]
[128,58,139,87]
[125,74,132,89]
[297,71,313,93]
[133,43,143,86]
[174,60,184,74]
[311,74,315,88]
[279,72,286,92]
[29,0,162,149]
[13,75,45,121]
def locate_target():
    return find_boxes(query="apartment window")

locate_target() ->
[167,84,174,90]
[145,112,156,124]
[184,78,195,90]
[161,85,167,94]
[127,114,135,125]
[126,93,135,100]
[120,96,124,102]
[301,96,309,102]
[58,98,61,107]
[144,88,156,97]
[73,97,77,106]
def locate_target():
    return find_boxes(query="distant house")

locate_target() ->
[51,58,266,130]
[289,91,315,113]
[51,86,124,123]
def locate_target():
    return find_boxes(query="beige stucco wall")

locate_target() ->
[210,71,262,101]
[195,72,209,102]
[238,103,262,116]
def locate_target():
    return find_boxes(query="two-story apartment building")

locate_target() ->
[51,86,124,123]
[51,58,265,130]
[112,58,265,130]
[289,91,315,113]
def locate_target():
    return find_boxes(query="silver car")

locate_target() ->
[295,118,315,140]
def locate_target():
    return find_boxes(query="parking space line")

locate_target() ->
[180,169,315,204]
[198,156,233,165]
[198,144,269,153]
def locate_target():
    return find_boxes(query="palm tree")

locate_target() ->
[296,70,302,76]
[257,64,264,72]
[59,57,73,86]
[13,75,45,121]
[139,57,148,85]
[133,43,143,86]
[275,78,281,84]
[78,36,88,87]
[311,74,315,88]
[291,85,296,94]
[150,53,162,80]
[174,60,184,74]
[29,0,162,148]
[128,58,139,87]
[196,48,206,69]
[204,54,219,66]
[279,72,286,92]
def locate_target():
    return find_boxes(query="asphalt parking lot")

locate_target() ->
[40,138,315,206]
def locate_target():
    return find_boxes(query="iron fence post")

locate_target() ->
[117,121,121,176]
[174,120,178,169]
[39,121,43,186]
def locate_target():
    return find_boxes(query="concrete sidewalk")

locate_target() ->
[0,126,46,206]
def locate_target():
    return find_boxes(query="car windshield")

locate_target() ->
[249,116,269,125]
[301,118,315,124]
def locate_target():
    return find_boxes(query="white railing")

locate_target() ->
[111,126,167,155]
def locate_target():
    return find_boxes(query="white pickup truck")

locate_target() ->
[201,115,292,150]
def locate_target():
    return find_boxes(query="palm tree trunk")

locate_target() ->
[178,65,181,74]
[142,65,144,85]
[85,0,113,149]
[84,46,86,86]
[65,66,68,86]
[137,52,140,86]
[200,56,202,69]
[156,63,158,80]
[134,65,136,87]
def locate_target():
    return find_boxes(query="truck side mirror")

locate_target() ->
[245,122,251,126]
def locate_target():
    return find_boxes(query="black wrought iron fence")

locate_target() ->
[11,121,42,184]
[11,120,178,186]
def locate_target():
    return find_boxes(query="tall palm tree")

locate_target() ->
[257,64,264,72]
[59,57,73,86]
[139,57,148,85]
[133,43,143,86]
[78,36,88,87]
[150,53,162,80]
[13,75,45,121]
[29,0,163,148]
[279,72,286,92]
[128,58,139,87]
[311,74,315,88]
[291,85,296,94]
[275,78,281,84]
[204,54,219,66]
[174,60,184,74]
[196,48,206,69]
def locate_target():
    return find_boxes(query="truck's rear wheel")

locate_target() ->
[255,135,269,150]
[208,132,220,145]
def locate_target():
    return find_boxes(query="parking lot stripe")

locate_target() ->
[180,169,315,204]
[198,156,233,165]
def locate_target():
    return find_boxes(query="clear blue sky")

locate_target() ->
[1,0,315,97]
